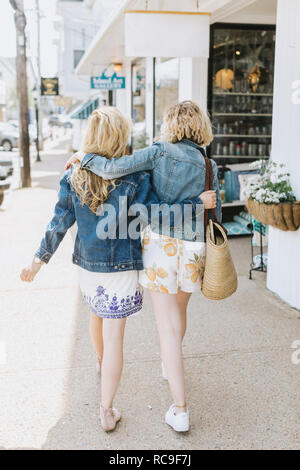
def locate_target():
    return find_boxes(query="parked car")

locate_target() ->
[0,123,19,151]
[9,120,52,143]
[48,114,73,129]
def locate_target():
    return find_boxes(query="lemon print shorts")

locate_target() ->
[139,229,206,294]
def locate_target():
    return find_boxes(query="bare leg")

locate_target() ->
[89,311,103,365]
[176,291,192,341]
[101,317,127,410]
[149,291,186,414]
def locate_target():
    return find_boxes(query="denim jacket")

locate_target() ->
[81,139,222,240]
[35,169,203,273]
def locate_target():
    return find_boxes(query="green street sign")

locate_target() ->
[91,73,126,90]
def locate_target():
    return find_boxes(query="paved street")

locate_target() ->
[0,137,299,450]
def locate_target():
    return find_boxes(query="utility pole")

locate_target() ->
[35,0,43,155]
[10,0,31,187]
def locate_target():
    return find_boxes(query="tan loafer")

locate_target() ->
[100,406,121,432]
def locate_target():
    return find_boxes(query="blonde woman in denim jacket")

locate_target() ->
[66,101,221,432]
[20,107,205,432]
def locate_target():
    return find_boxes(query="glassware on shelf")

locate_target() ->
[258,144,266,157]
[220,179,226,203]
[215,143,221,156]
[241,142,248,156]
[229,141,235,155]
[235,144,241,156]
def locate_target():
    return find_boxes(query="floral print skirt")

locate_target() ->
[78,268,143,319]
[139,229,206,295]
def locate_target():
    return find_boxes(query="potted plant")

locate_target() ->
[246,160,300,231]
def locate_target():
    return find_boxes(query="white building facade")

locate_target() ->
[73,0,300,309]
[55,0,99,100]
[0,58,16,121]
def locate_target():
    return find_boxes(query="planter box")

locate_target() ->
[246,198,300,231]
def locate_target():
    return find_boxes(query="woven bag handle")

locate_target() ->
[208,218,227,246]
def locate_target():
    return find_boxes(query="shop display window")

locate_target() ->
[154,58,179,137]
[132,59,147,150]
[208,24,276,164]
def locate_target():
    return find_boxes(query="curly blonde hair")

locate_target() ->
[70,107,132,214]
[159,100,213,147]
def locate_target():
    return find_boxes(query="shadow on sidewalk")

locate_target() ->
[42,295,105,450]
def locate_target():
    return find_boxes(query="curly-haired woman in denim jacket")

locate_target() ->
[66,101,222,433]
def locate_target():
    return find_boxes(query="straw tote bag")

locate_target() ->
[201,157,238,300]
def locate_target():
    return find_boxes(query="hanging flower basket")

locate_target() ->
[246,198,300,231]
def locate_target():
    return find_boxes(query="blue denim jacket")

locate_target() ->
[35,169,203,273]
[81,139,222,240]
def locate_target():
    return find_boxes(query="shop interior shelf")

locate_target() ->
[214,92,273,97]
[214,113,273,117]
[214,134,272,138]
[222,200,245,208]
[209,23,275,224]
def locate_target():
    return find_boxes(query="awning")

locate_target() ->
[75,0,132,76]
[70,98,99,120]
[74,0,260,77]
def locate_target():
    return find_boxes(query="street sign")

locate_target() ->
[41,77,59,96]
[91,73,126,90]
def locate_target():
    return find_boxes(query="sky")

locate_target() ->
[0,0,58,76]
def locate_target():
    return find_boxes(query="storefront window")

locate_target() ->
[154,58,179,137]
[132,59,147,150]
[209,25,276,163]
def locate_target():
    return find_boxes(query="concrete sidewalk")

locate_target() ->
[0,138,299,450]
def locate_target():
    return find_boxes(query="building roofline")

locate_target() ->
[75,0,133,76]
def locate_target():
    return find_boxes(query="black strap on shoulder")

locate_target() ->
[199,147,207,158]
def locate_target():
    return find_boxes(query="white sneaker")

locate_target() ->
[161,362,167,381]
[165,404,190,432]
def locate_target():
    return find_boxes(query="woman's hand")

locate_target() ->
[199,190,217,209]
[20,259,44,283]
[65,151,85,170]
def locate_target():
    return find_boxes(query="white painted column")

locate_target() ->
[146,57,154,145]
[267,0,300,309]
[125,60,132,119]
[179,58,208,111]
[116,60,132,118]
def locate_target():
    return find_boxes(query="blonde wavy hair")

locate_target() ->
[70,107,132,214]
[159,100,213,146]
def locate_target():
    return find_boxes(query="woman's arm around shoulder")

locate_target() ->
[71,143,164,180]
[128,172,204,232]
